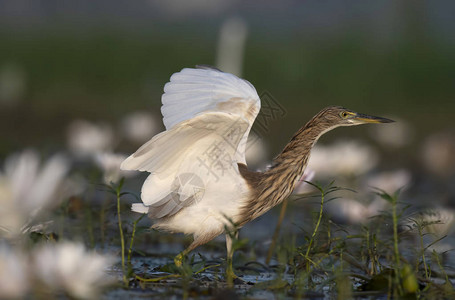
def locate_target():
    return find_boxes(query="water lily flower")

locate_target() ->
[325,197,388,224]
[93,152,136,184]
[0,244,29,299]
[0,150,69,238]
[67,120,115,158]
[365,169,411,194]
[32,242,114,299]
[402,207,455,254]
[307,140,378,178]
[406,208,455,238]
[120,111,159,144]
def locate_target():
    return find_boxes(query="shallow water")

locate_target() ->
[95,190,455,299]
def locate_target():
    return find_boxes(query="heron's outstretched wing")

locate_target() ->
[121,67,260,218]
[122,112,250,218]
[161,67,260,164]
[122,67,261,169]
[162,67,259,128]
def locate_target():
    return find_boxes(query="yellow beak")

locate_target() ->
[353,113,394,124]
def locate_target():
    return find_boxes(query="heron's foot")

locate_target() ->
[226,267,239,279]
[226,268,248,286]
[226,260,247,286]
[174,253,184,268]
[226,265,237,278]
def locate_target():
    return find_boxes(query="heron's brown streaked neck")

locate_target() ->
[238,113,334,224]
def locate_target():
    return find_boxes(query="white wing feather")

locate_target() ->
[121,67,261,219]
[161,67,260,132]
[122,112,250,218]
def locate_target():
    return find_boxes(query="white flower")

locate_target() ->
[307,140,378,178]
[0,150,69,238]
[402,208,455,253]
[408,208,455,238]
[0,244,29,298]
[120,111,159,144]
[365,169,411,194]
[33,242,114,299]
[94,152,135,184]
[325,198,388,224]
[67,120,115,158]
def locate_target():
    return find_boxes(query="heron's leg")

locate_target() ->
[174,249,189,268]
[225,231,239,283]
[174,240,201,268]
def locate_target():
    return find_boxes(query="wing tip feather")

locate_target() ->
[195,64,223,72]
[132,203,148,214]
[120,156,137,171]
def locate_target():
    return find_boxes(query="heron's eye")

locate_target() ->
[340,111,349,119]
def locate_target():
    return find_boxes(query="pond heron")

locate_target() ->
[121,66,393,280]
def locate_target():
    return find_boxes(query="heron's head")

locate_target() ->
[318,106,394,128]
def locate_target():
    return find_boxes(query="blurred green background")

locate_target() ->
[0,1,454,165]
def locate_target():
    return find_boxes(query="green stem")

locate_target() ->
[116,186,127,286]
[305,189,324,259]
[433,251,450,284]
[392,198,400,269]
[418,225,429,279]
[128,214,145,270]
[194,264,221,275]
[304,187,325,283]
[135,273,181,282]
